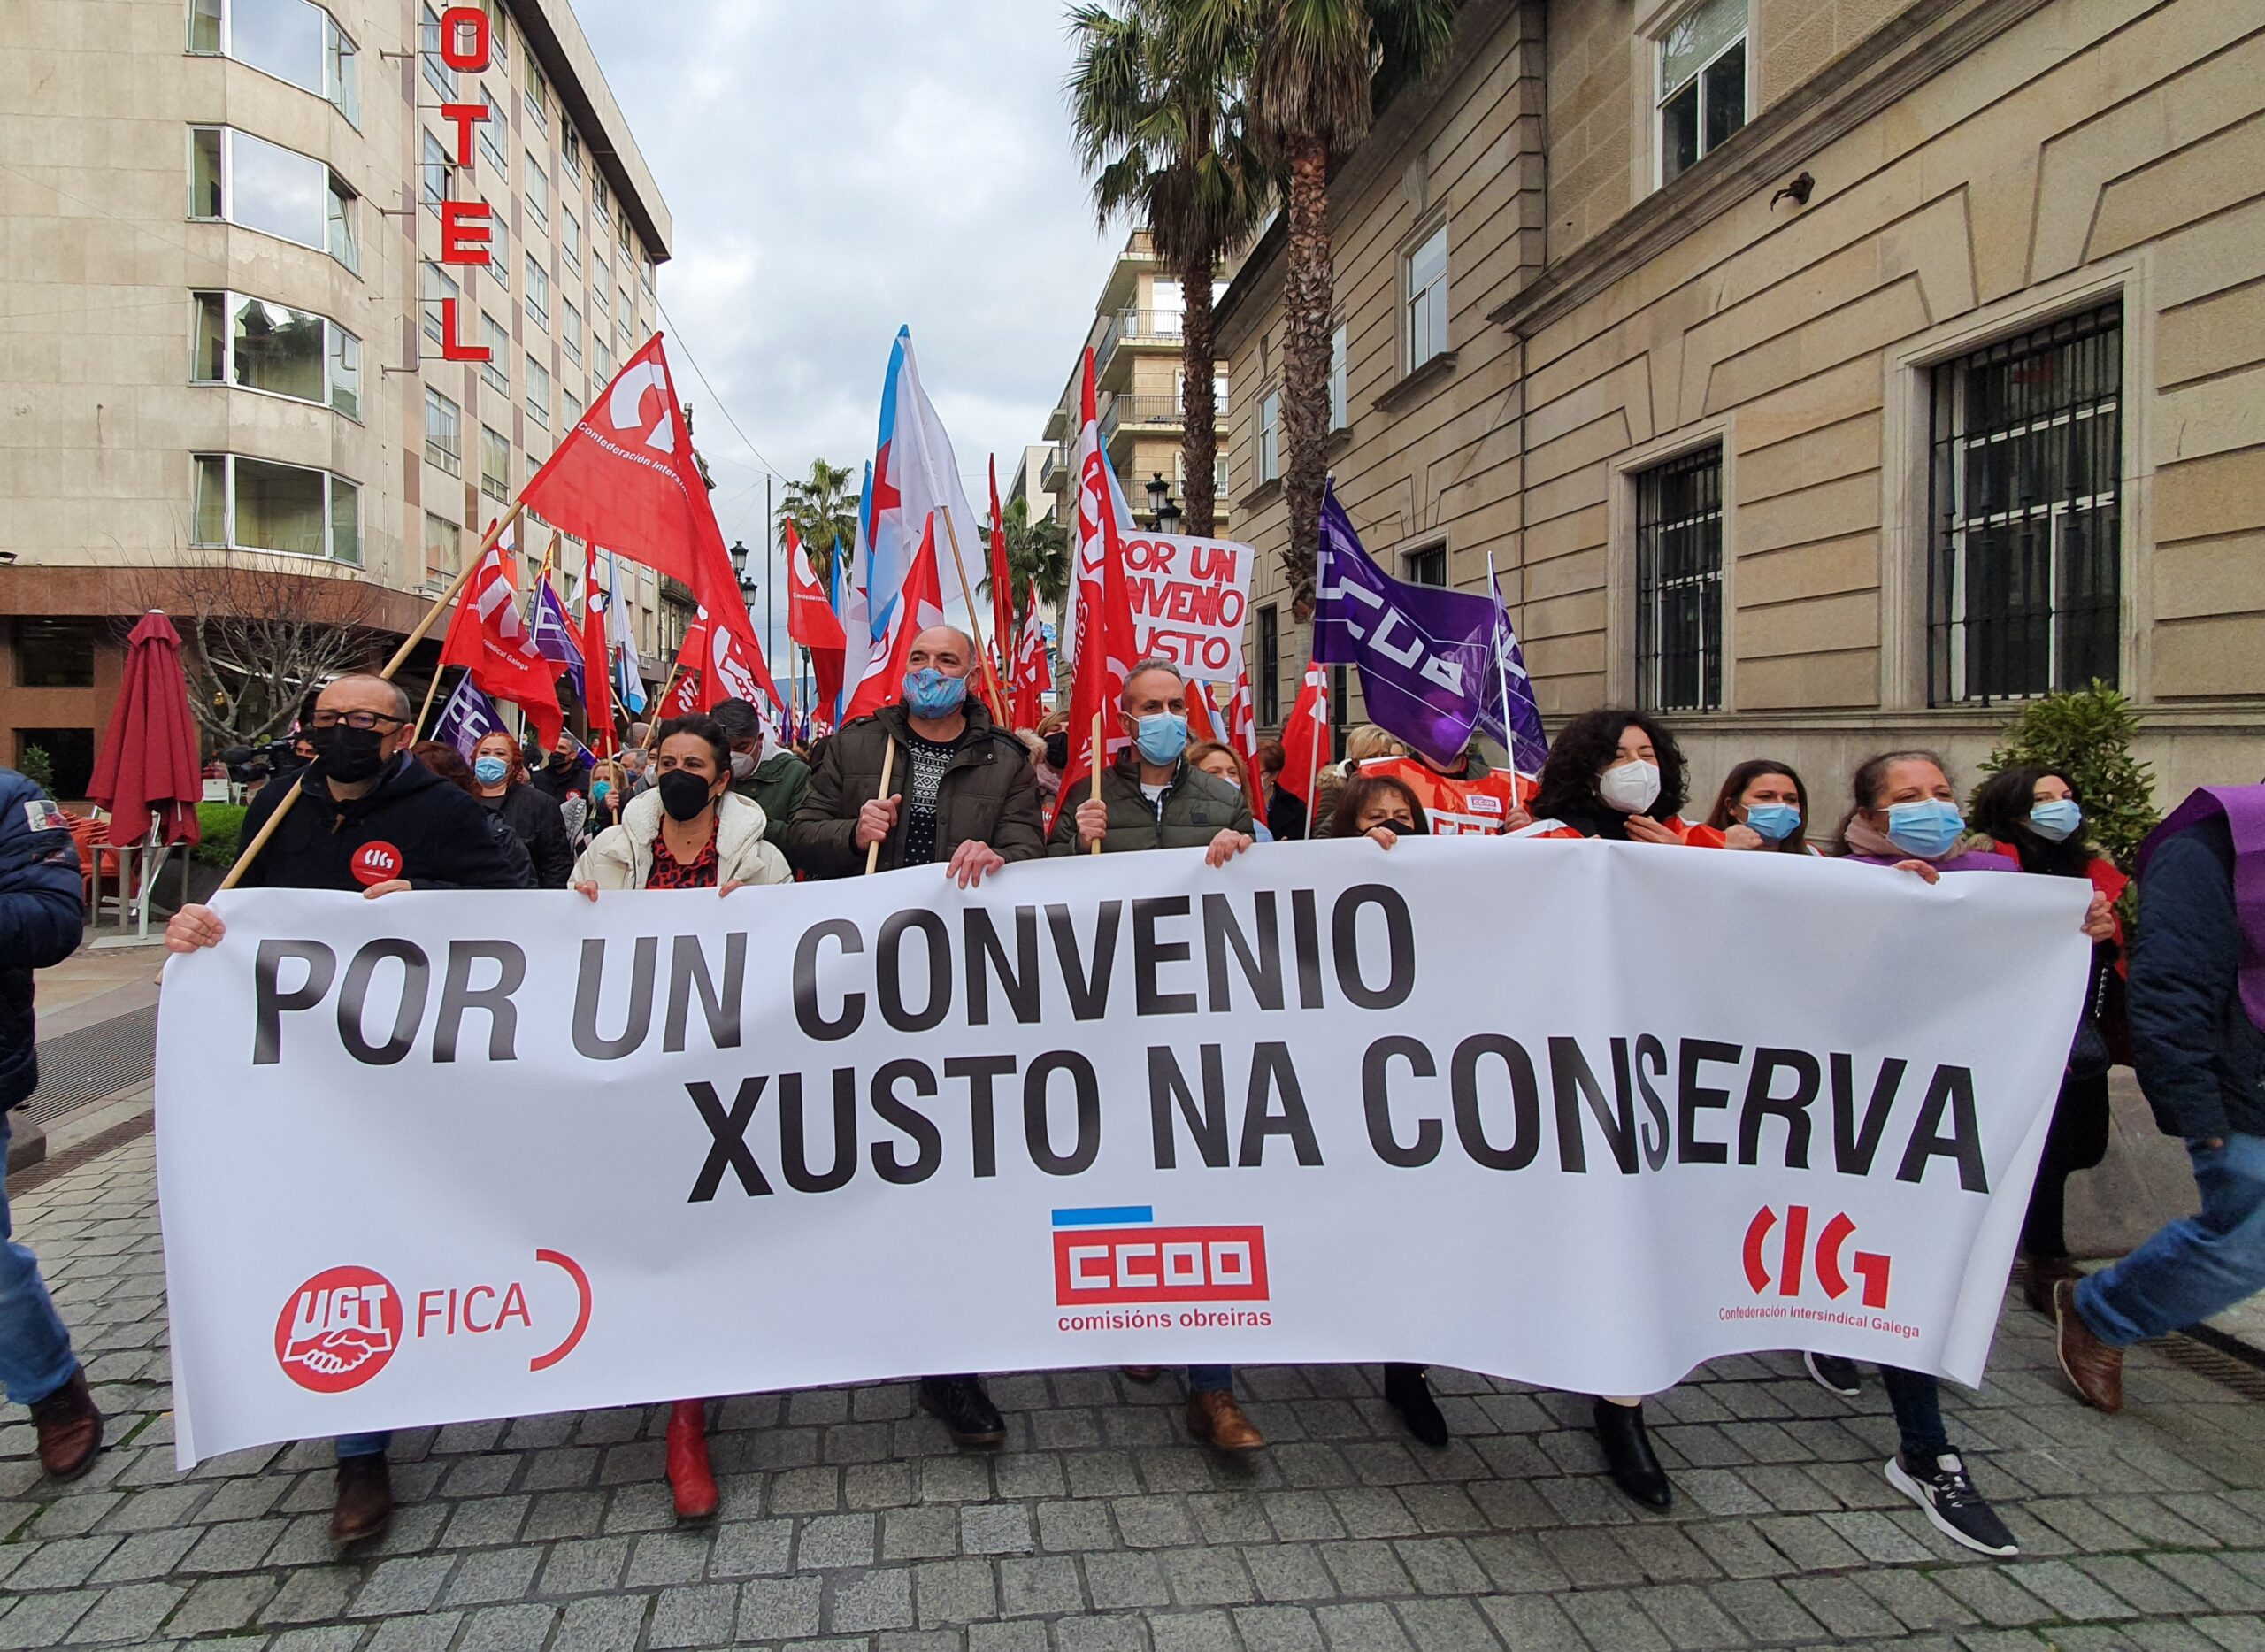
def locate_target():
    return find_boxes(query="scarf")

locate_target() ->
[1840,815,1985,862]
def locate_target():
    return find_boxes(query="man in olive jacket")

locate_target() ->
[780,627,1044,884]
[1053,661,1255,856]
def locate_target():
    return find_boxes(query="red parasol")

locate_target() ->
[88,611,203,848]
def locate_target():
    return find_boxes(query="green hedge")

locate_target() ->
[194,802,246,869]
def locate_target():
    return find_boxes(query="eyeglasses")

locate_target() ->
[309,711,409,731]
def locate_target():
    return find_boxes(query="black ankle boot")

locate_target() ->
[1593,1397,1672,1509]
[1384,1364,1449,1449]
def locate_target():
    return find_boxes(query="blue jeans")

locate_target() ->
[1187,1365,1232,1395]
[1879,1366,1948,1460]
[336,1431,391,1460]
[2077,1132,2265,1348]
[0,1111,80,1407]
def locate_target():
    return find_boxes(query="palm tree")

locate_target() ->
[982,497,1071,627]
[776,458,859,577]
[1069,0,1275,539]
[1248,0,1455,612]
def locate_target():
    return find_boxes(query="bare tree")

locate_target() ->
[117,550,387,749]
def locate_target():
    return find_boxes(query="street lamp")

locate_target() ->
[1156,493,1182,535]
[1145,473,1169,526]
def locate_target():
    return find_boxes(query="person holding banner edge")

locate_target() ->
[163,674,526,1548]
[1047,659,1264,1450]
[782,624,1044,1448]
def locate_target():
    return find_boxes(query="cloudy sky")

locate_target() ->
[573,0,1120,625]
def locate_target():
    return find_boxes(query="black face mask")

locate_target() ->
[656,768,716,823]
[1043,731,1070,770]
[311,723,388,785]
[1372,818,1409,838]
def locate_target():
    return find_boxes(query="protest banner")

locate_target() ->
[155,841,2088,1466]
[1120,530,1253,680]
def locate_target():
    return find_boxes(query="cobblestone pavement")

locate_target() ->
[3,1135,2261,1651]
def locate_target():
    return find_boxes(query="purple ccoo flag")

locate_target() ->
[530,576,586,704]
[1484,555,1550,778]
[1312,482,1500,767]
[433,675,505,763]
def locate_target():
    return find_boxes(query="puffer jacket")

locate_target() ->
[780,701,1045,879]
[2,767,86,1110]
[1050,749,1253,854]
[571,788,791,890]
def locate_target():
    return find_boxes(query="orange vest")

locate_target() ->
[1358,757,1536,837]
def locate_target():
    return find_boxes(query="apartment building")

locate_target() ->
[1218,0,2265,799]
[0,0,671,796]
[1039,232,1235,537]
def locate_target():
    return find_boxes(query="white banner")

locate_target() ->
[1121,530,1252,680]
[155,841,2090,1466]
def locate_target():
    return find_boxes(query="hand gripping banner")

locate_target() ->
[154,841,2091,1465]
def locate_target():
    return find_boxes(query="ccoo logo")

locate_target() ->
[275,1265,401,1393]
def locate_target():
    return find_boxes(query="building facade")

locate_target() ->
[1218,0,2265,802]
[0,0,670,796]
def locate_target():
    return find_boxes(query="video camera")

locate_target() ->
[216,737,310,786]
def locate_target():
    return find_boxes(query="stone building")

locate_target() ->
[0,0,670,796]
[1218,0,2264,803]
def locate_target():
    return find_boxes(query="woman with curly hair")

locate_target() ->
[1521,709,1693,843]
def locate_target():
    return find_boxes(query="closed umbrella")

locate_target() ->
[89,611,203,935]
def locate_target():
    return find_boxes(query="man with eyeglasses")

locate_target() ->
[165,672,519,1548]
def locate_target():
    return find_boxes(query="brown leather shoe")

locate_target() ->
[28,1368,101,1481]
[2022,1255,2081,1318]
[1121,1367,1162,1384]
[2054,1278,2124,1414]
[1186,1390,1264,1451]
[329,1453,394,1548]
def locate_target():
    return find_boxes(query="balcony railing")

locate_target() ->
[1096,307,1185,377]
[1099,394,1186,443]
[1039,441,1071,490]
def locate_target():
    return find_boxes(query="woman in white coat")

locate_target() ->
[569,712,788,1523]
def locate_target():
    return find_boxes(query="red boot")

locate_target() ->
[665,1399,718,1523]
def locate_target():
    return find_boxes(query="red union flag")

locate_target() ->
[436,540,564,749]
[519,334,787,724]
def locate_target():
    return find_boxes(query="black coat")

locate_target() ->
[1,767,84,1110]
[2129,816,2265,1141]
[529,754,587,802]
[487,783,572,887]
[236,752,524,894]
[781,701,1044,879]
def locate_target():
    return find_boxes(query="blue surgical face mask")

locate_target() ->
[902,666,968,719]
[1885,797,1965,858]
[2029,798,2082,842]
[592,780,611,803]
[472,755,510,787]
[1134,711,1190,766]
[1742,803,1800,841]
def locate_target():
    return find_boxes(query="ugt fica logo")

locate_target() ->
[1743,1204,1892,1309]
[273,1251,593,1394]
[1051,1206,1269,1306]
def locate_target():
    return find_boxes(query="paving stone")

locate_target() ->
[552,1594,650,1652]
[914,1556,999,1626]
[457,1603,560,1650]
[649,1582,739,1647]
[830,1566,916,1633]
[1229,1604,1325,1652]
[739,1575,825,1640]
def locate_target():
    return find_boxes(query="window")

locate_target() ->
[594,334,611,380]
[1405,226,1447,371]
[480,0,507,60]
[12,729,95,801]
[190,453,360,563]
[561,124,582,182]
[564,385,584,428]
[641,254,655,296]
[478,84,509,173]
[190,290,359,416]
[618,211,631,254]
[481,426,511,503]
[423,512,461,583]
[1328,323,1348,430]
[14,619,99,688]
[524,60,549,133]
[592,188,610,237]
[1634,447,1724,712]
[561,210,580,268]
[1403,542,1447,587]
[420,128,450,211]
[525,155,547,225]
[419,261,458,345]
[591,256,609,308]
[480,311,510,394]
[526,353,550,427]
[1257,604,1279,726]
[417,2,455,99]
[1928,303,2123,706]
[425,387,461,475]
[525,253,548,329]
[488,214,510,288]
[562,299,582,365]
[1257,390,1280,484]
[1657,0,1747,184]
[1215,455,1229,495]
[188,126,358,272]
[187,0,357,124]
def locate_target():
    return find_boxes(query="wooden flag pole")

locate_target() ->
[935,510,1010,719]
[864,739,896,875]
[645,658,684,747]
[1088,711,1104,856]
[413,663,451,738]
[208,498,527,898]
